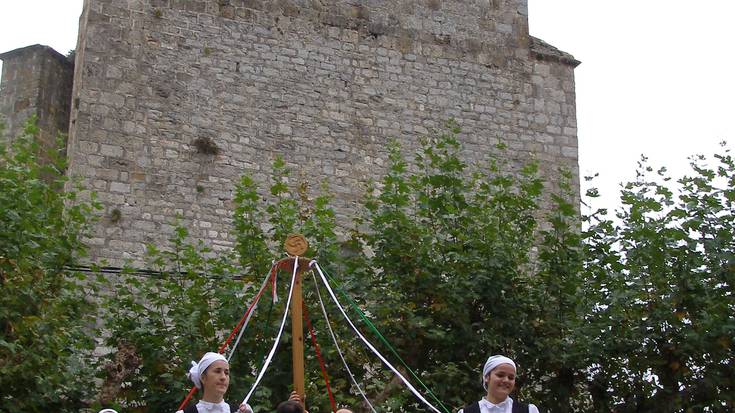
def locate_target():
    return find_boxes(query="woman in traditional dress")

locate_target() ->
[458,355,540,413]
[177,352,254,413]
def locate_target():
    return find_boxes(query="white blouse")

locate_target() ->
[175,400,253,413]
[457,397,540,413]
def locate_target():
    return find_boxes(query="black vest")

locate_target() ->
[462,400,530,413]
[183,402,239,413]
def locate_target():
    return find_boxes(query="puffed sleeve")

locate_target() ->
[529,404,540,413]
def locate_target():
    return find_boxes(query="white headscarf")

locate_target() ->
[482,355,516,390]
[188,352,228,389]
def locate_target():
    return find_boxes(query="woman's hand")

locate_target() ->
[288,391,308,413]
[238,403,253,413]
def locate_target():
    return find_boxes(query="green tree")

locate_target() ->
[350,122,559,411]
[583,148,735,411]
[0,119,101,413]
[515,169,591,412]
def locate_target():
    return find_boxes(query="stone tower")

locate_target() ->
[0,45,74,151]
[1,0,580,266]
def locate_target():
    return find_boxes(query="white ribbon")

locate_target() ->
[310,270,378,413]
[309,260,442,413]
[240,258,299,405]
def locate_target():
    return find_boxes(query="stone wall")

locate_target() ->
[0,45,74,151]
[62,0,579,265]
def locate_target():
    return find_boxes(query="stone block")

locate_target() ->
[562,146,578,158]
[110,182,131,193]
[100,144,124,157]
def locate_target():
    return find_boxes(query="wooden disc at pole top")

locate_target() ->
[284,234,308,256]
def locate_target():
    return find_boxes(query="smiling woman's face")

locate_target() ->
[201,360,230,402]
[485,363,516,403]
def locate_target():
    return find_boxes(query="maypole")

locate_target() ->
[177,233,448,413]
[279,234,310,407]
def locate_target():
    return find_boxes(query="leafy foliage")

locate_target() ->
[0,119,101,413]
[1,118,732,412]
[350,122,592,412]
[582,149,735,411]
[97,226,250,412]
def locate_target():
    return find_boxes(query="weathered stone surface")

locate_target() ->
[0,45,74,153]
[1,0,580,266]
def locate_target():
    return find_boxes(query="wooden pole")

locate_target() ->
[282,234,309,407]
[291,266,305,402]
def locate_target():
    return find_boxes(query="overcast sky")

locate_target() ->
[1,1,733,212]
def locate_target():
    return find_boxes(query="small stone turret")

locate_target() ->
[0,44,74,151]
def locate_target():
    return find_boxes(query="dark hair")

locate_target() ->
[276,400,304,413]
[199,365,210,391]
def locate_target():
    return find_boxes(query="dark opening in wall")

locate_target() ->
[192,136,219,155]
